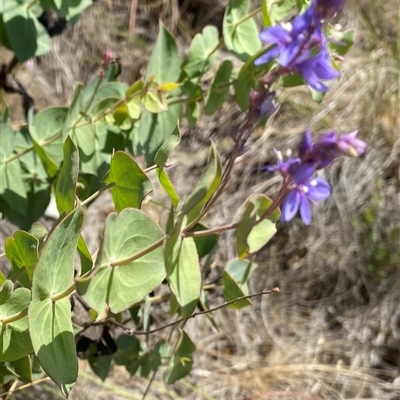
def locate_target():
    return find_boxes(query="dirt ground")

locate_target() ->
[1,0,400,399]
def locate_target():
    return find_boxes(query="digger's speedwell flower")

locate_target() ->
[254,0,340,92]
[269,130,366,225]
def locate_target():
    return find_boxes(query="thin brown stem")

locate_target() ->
[109,288,279,336]
[0,377,51,397]
[183,222,238,238]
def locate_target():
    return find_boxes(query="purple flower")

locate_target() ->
[267,149,301,176]
[297,46,340,92]
[255,6,318,68]
[336,130,367,157]
[299,129,367,168]
[254,3,339,92]
[281,163,331,225]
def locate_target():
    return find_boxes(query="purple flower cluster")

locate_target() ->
[255,0,344,92]
[270,129,366,225]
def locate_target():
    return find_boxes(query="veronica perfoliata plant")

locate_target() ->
[0,0,364,397]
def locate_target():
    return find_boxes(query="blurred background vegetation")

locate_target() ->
[1,0,399,399]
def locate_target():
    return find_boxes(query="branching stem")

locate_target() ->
[107,288,279,336]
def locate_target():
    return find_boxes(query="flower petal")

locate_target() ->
[291,6,315,36]
[306,178,331,201]
[299,193,312,225]
[292,162,315,183]
[299,129,313,159]
[259,26,290,45]
[299,65,329,92]
[278,42,303,67]
[281,190,301,222]
[254,46,281,66]
[312,49,340,80]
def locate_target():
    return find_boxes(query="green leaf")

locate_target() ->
[146,23,181,84]
[136,104,182,167]
[204,60,233,115]
[114,334,142,367]
[29,222,48,247]
[223,259,254,309]
[142,82,168,113]
[28,299,77,397]
[186,101,200,126]
[234,52,271,111]
[76,209,165,317]
[190,224,219,258]
[5,230,39,285]
[223,0,261,61]
[3,1,51,62]
[77,235,93,276]
[55,137,79,214]
[31,206,84,299]
[163,330,195,384]
[0,110,28,215]
[0,363,18,386]
[13,126,48,188]
[136,23,182,166]
[236,194,280,258]
[29,207,84,396]
[311,89,325,103]
[154,123,181,168]
[129,340,169,378]
[328,29,354,56]
[88,351,113,381]
[29,107,66,177]
[156,169,180,208]
[0,16,12,50]
[0,281,33,362]
[280,73,305,88]
[83,82,127,117]
[183,25,219,78]
[12,354,32,383]
[264,0,297,24]
[62,84,99,175]
[165,232,201,319]
[103,151,152,212]
[261,0,272,27]
[63,0,93,24]
[181,142,222,224]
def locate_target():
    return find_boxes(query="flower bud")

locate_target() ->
[336,131,367,157]
[313,0,346,20]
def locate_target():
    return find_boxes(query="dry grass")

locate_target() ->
[3,0,400,399]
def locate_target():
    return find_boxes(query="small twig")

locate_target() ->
[183,222,238,238]
[3,379,18,400]
[129,0,138,41]
[0,377,51,397]
[108,288,280,336]
[143,164,157,173]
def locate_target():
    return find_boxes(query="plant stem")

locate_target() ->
[4,132,62,164]
[234,7,261,29]
[109,288,279,336]
[110,236,165,267]
[1,309,28,326]
[0,377,51,397]
[51,283,76,302]
[80,182,115,207]
[184,222,238,238]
